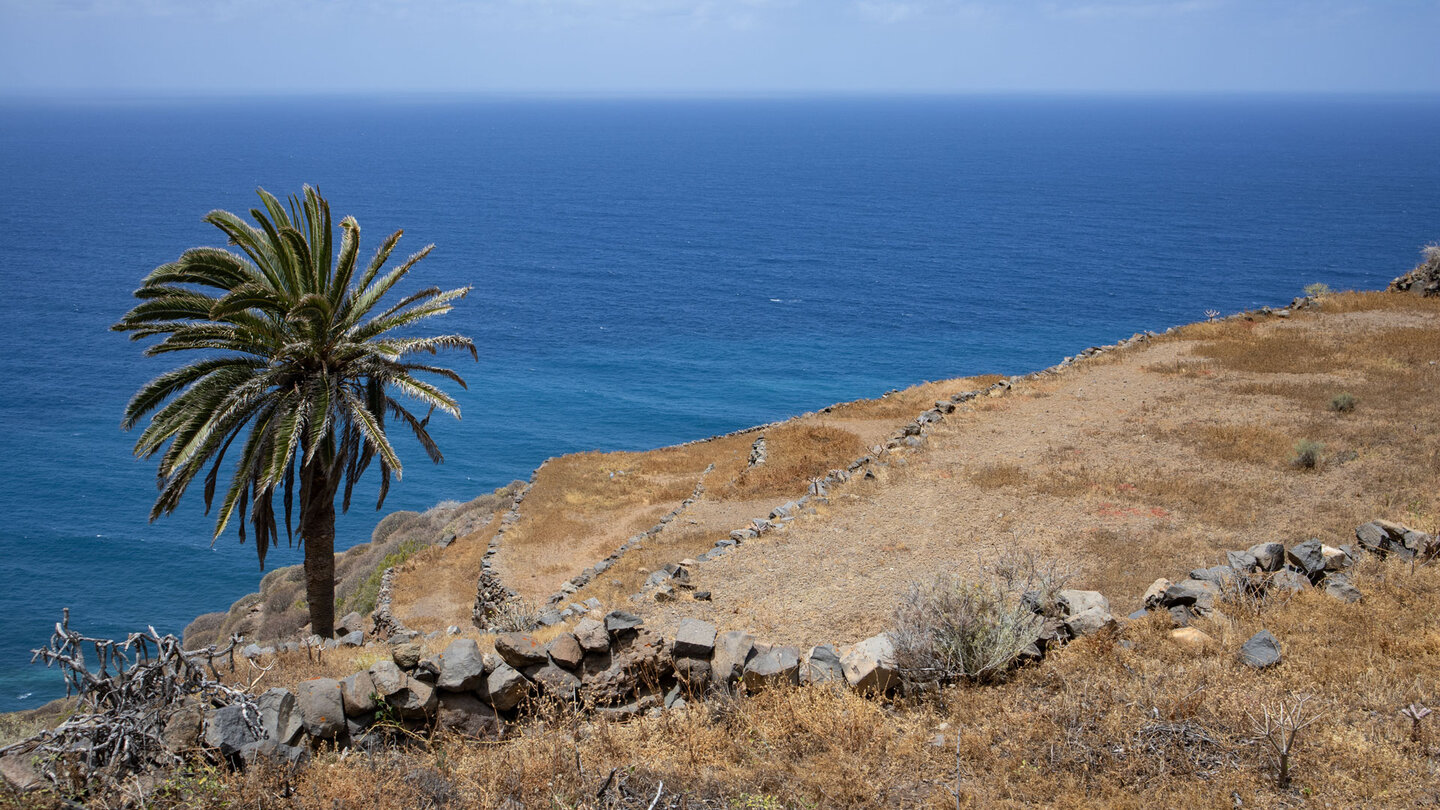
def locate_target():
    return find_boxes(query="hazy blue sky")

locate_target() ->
[2,0,1438,95]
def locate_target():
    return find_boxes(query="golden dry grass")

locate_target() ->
[26,557,1438,810]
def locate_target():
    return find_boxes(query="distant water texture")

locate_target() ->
[1,95,1437,712]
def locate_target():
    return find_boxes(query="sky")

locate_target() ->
[1,0,1438,96]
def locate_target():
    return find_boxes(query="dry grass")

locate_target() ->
[24,557,1439,810]
[970,463,1031,490]
[721,423,867,499]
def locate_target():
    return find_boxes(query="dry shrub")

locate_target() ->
[1193,331,1334,374]
[892,555,1069,685]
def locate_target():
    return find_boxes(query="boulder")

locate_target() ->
[436,691,502,739]
[604,610,644,636]
[1057,590,1110,616]
[1225,550,1258,573]
[389,678,438,719]
[1247,542,1286,573]
[494,633,548,669]
[1286,539,1328,580]
[204,703,261,756]
[239,738,310,769]
[802,645,844,686]
[257,688,303,746]
[529,663,582,698]
[709,630,756,688]
[340,671,378,717]
[672,618,718,659]
[1064,607,1117,638]
[580,629,671,705]
[1188,565,1235,587]
[674,656,711,692]
[436,639,488,691]
[295,678,346,739]
[1167,627,1214,654]
[486,663,531,712]
[840,634,898,694]
[1355,520,1423,560]
[547,633,585,670]
[1324,576,1362,603]
[1162,580,1218,611]
[1270,567,1310,593]
[0,750,44,792]
[1142,578,1172,609]
[1320,545,1352,572]
[573,618,611,654]
[742,646,801,692]
[369,659,408,698]
[1238,630,1282,669]
[337,611,365,636]
[161,700,206,753]
[392,641,423,670]
[338,630,365,647]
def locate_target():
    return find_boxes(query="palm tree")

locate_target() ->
[113,186,474,638]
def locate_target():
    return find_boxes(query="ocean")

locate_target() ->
[0,95,1436,712]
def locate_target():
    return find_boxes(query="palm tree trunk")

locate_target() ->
[301,465,337,638]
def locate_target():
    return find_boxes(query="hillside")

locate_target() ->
[5,287,1439,809]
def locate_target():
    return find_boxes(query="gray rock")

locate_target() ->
[494,633,548,669]
[392,641,423,670]
[1270,567,1310,593]
[1355,520,1425,561]
[389,677,437,719]
[802,645,844,685]
[1162,580,1218,611]
[1286,539,1328,579]
[242,643,269,660]
[1321,545,1352,572]
[840,634,898,694]
[674,656,711,692]
[1189,565,1236,587]
[204,703,260,756]
[369,659,408,698]
[1225,550,1258,573]
[337,611,365,636]
[1057,590,1110,616]
[547,633,585,670]
[528,663,582,699]
[672,618,718,659]
[694,590,712,601]
[486,663,531,711]
[436,638,488,691]
[240,738,310,768]
[710,630,756,688]
[604,610,644,636]
[1064,607,1118,638]
[573,618,610,654]
[436,691,502,739]
[1247,542,1286,572]
[1324,576,1362,603]
[1238,630,1282,669]
[257,688,303,745]
[1142,578,1172,609]
[161,701,205,753]
[1126,609,1149,621]
[742,646,801,692]
[340,671,378,717]
[537,610,564,627]
[583,597,603,610]
[338,630,364,647]
[295,678,346,739]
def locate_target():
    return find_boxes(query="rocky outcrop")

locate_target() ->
[1388,245,1440,297]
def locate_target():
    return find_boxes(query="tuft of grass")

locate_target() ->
[970,462,1030,490]
[1291,439,1325,470]
[1329,392,1357,413]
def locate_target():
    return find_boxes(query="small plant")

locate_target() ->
[1248,694,1325,790]
[1400,703,1432,746]
[1204,309,1221,321]
[1329,392,1357,413]
[891,553,1068,685]
[491,597,542,633]
[1304,282,1333,298]
[1291,439,1324,470]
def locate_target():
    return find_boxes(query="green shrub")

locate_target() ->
[341,539,427,617]
[1329,392,1357,413]
[1304,282,1333,298]
[1292,439,1325,470]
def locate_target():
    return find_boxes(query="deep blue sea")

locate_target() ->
[1,95,1437,712]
